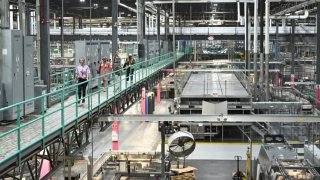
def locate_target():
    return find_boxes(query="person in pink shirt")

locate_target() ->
[97,57,111,91]
[76,58,91,104]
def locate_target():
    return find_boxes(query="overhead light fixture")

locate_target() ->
[79,0,85,2]
[104,7,108,10]
[128,14,131,16]
[93,3,98,7]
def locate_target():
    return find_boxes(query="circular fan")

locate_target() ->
[168,131,196,158]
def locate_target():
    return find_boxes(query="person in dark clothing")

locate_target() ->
[112,52,122,92]
[129,55,135,82]
[123,58,130,82]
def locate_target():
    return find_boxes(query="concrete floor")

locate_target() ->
[52,99,173,179]
[187,160,247,180]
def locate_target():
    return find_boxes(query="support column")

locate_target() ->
[18,0,26,35]
[275,20,279,87]
[282,18,286,28]
[259,0,264,87]
[61,0,64,58]
[165,11,169,41]
[53,13,57,29]
[25,8,31,35]
[172,0,176,98]
[253,0,258,100]
[112,0,118,56]
[244,2,248,73]
[157,6,161,57]
[265,0,270,100]
[290,19,295,89]
[40,0,50,106]
[79,17,82,29]
[248,8,251,73]
[161,122,166,179]
[1,0,10,29]
[137,0,145,61]
[9,5,13,29]
[316,3,320,109]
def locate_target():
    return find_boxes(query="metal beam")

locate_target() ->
[273,1,317,16]
[167,69,280,73]
[317,2,320,84]
[149,0,316,4]
[40,0,50,107]
[150,0,255,3]
[253,0,258,100]
[112,0,118,55]
[102,115,320,123]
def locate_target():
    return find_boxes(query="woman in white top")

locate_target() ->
[75,58,91,104]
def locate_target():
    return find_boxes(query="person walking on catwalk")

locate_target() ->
[76,57,91,105]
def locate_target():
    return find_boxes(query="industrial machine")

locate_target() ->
[257,135,320,180]
[0,30,34,121]
[304,144,320,167]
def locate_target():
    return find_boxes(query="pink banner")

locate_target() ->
[39,159,51,179]
[161,69,173,72]
[291,74,295,89]
[112,108,119,151]
[141,88,146,115]
[316,86,320,109]
[157,83,161,104]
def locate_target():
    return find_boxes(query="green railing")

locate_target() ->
[0,50,186,166]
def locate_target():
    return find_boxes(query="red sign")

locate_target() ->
[208,36,214,41]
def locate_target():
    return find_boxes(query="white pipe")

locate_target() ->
[270,10,309,19]
[54,13,57,29]
[265,0,270,100]
[9,5,13,29]
[253,0,258,100]
[253,0,258,54]
[119,2,137,13]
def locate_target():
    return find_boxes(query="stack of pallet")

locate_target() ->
[170,166,197,180]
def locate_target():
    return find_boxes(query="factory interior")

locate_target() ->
[1,0,320,179]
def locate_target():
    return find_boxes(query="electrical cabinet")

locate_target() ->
[1,30,24,120]
[0,84,3,120]
[23,36,35,116]
[34,85,47,114]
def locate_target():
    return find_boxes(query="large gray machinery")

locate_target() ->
[0,30,34,121]
[75,40,111,88]
[257,135,320,180]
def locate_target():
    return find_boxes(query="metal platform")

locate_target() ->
[0,52,186,176]
[181,73,250,98]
